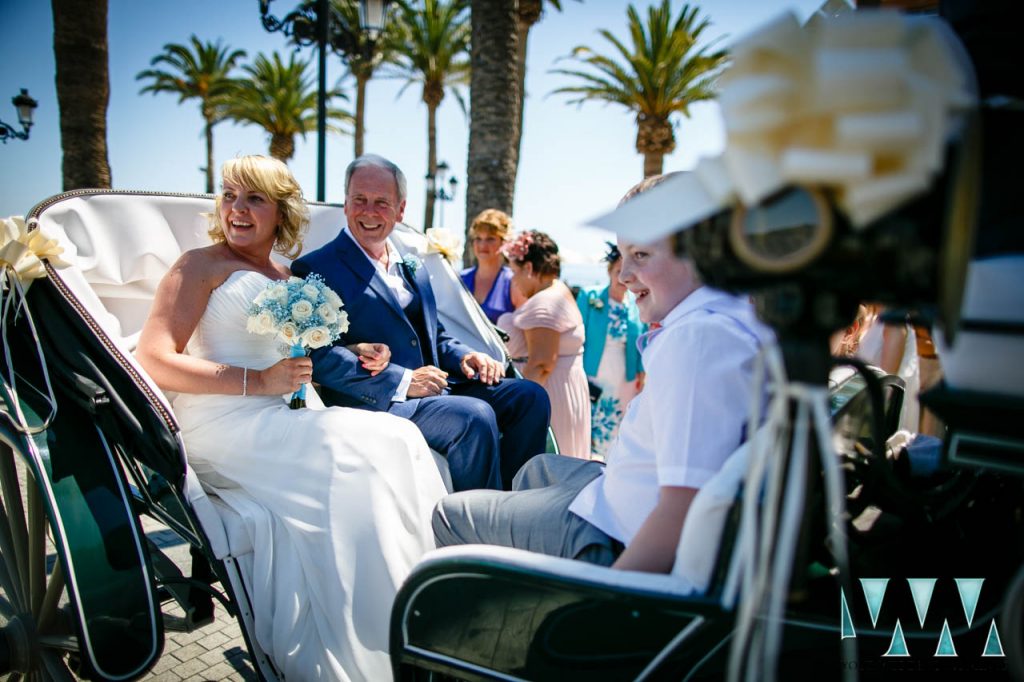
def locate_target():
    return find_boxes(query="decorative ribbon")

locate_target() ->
[1,216,71,434]
[1,215,70,288]
[709,10,976,228]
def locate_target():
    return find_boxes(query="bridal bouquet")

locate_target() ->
[247,273,349,407]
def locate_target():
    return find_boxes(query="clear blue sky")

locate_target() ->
[1,0,821,272]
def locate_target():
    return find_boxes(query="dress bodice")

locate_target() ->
[186,270,286,371]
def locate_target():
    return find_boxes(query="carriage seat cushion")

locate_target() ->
[670,430,758,593]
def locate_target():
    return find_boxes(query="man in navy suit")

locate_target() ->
[292,154,551,491]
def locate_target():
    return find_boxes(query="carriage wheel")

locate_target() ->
[0,442,77,681]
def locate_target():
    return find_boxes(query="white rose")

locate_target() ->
[301,283,320,300]
[277,321,300,344]
[336,309,350,334]
[317,303,337,324]
[323,287,343,309]
[291,299,314,321]
[301,326,333,349]
[288,276,303,284]
[269,283,289,302]
[246,311,277,335]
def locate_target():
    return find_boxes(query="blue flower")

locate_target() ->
[402,254,422,273]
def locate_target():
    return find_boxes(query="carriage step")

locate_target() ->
[146,538,217,631]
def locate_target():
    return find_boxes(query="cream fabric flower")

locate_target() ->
[426,227,462,265]
[714,11,975,227]
[1,215,71,288]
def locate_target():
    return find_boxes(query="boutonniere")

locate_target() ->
[589,297,604,310]
[401,254,422,274]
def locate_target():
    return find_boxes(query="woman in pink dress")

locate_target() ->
[496,231,591,458]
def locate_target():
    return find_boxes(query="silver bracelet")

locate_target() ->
[242,367,248,396]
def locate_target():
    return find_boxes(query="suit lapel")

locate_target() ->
[404,258,438,351]
[335,231,406,320]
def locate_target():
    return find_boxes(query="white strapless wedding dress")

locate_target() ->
[173,270,447,681]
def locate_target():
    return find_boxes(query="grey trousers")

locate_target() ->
[432,454,624,566]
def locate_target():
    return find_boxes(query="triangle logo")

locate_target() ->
[955,578,984,627]
[982,620,1005,657]
[908,578,937,628]
[861,578,889,628]
[841,588,856,639]
[884,619,910,657]
[935,619,958,657]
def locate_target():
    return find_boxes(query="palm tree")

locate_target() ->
[52,0,111,190]
[387,0,470,230]
[466,0,520,265]
[225,51,351,162]
[136,36,246,193]
[552,0,728,178]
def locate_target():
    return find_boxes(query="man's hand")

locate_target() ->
[460,351,503,385]
[407,365,449,397]
[348,342,391,376]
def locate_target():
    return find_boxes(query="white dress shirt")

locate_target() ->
[568,286,774,545]
[346,228,414,401]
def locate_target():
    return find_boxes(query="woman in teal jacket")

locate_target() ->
[575,243,646,460]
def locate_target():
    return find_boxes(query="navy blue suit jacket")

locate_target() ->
[291,229,471,417]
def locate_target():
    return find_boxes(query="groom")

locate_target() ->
[292,154,551,492]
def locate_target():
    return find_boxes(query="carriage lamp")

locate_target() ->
[0,89,38,144]
[258,0,392,201]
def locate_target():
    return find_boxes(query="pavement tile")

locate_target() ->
[170,642,209,664]
[169,655,217,679]
[147,671,184,682]
[199,630,232,650]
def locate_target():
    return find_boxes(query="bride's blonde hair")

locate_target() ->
[208,155,310,259]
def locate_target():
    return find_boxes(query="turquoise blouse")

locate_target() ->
[576,284,645,381]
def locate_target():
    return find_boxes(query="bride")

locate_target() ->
[137,155,447,681]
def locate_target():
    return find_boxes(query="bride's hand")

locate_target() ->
[349,342,391,376]
[256,357,313,394]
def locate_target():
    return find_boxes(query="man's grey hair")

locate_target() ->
[345,154,408,202]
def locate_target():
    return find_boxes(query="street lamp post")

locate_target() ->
[258,0,391,201]
[0,90,38,144]
[425,160,458,229]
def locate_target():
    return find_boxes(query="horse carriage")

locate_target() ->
[0,189,503,680]
[1,187,1022,681]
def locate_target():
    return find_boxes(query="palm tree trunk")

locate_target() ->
[270,134,294,162]
[354,72,368,159]
[204,115,215,193]
[424,102,438,231]
[643,152,665,178]
[467,0,520,267]
[513,0,541,163]
[636,115,675,179]
[52,0,112,190]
